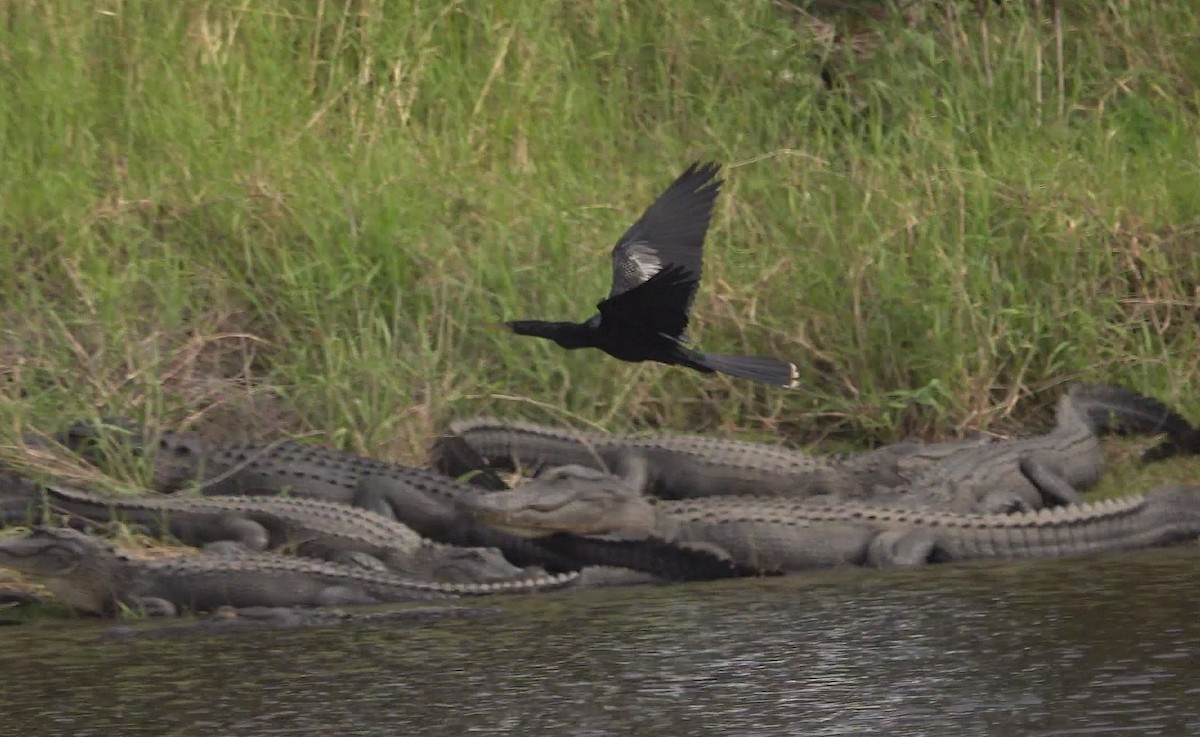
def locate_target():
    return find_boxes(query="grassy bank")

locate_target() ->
[0,1,1198,479]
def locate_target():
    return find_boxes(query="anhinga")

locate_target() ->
[497,162,799,388]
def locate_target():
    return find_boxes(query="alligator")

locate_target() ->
[0,526,578,617]
[3,477,551,585]
[55,420,587,574]
[432,417,911,499]
[871,383,1196,512]
[437,383,1195,513]
[458,466,1200,575]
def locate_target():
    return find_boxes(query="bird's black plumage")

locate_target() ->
[501,162,799,388]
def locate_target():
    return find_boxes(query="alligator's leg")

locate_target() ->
[349,483,400,520]
[1017,456,1083,507]
[611,451,650,492]
[865,529,937,567]
[190,513,272,550]
[350,476,464,535]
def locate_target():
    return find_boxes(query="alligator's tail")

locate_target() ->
[1063,383,1199,462]
[676,346,801,389]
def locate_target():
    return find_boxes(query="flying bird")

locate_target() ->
[495,161,799,388]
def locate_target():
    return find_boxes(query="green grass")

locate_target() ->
[0,1,1198,483]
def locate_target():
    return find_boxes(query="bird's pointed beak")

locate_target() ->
[482,322,515,332]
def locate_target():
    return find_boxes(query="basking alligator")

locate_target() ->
[438,383,1195,513]
[55,421,585,574]
[873,383,1196,512]
[433,416,887,498]
[459,467,1200,575]
[1,476,547,584]
[0,526,577,617]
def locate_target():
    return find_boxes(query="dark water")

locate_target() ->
[2,547,1198,737]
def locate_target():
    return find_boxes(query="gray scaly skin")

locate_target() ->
[870,383,1196,513]
[433,417,904,500]
[438,383,1195,513]
[15,478,543,585]
[0,526,577,617]
[57,422,587,574]
[460,471,1200,575]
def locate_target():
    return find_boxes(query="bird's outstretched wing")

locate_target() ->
[607,161,723,300]
[596,264,698,339]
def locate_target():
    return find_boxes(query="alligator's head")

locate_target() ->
[460,470,657,539]
[407,544,527,583]
[54,416,147,456]
[0,527,122,614]
[53,418,207,494]
[152,433,208,492]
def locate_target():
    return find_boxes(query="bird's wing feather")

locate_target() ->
[596,264,698,339]
[607,161,723,299]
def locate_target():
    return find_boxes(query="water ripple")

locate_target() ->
[1,546,1198,736]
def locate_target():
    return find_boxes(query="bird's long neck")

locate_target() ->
[506,320,595,350]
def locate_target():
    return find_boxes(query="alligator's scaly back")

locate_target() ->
[438,417,863,500]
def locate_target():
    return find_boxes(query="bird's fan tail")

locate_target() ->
[691,352,800,389]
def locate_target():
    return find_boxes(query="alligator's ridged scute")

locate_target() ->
[448,417,602,439]
[98,538,579,596]
[446,416,802,463]
[661,495,1148,529]
[443,416,852,501]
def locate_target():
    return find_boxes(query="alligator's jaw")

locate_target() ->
[0,535,117,614]
[462,481,659,539]
[465,512,558,540]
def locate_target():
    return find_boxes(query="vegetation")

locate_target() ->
[0,1,1197,489]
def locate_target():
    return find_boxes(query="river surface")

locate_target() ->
[1,547,1198,737]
